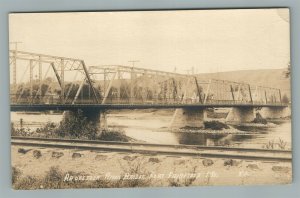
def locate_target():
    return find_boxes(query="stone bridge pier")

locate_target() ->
[258,106,291,119]
[170,108,207,129]
[226,107,256,123]
[63,109,107,134]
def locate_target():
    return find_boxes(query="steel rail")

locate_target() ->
[11,136,291,153]
[11,136,292,162]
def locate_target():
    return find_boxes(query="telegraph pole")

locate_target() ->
[10,41,22,51]
[128,60,139,103]
[128,60,139,68]
[9,42,22,93]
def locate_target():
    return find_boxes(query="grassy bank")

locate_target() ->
[11,110,134,142]
[12,165,151,190]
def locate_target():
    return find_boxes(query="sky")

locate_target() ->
[9,9,290,75]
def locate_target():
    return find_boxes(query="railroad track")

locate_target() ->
[11,136,292,162]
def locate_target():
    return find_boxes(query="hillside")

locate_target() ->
[195,68,291,98]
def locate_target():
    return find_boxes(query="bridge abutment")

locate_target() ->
[170,108,207,129]
[258,107,290,119]
[226,107,256,123]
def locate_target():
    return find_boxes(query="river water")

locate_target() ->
[10,110,292,150]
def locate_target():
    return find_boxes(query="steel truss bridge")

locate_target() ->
[9,50,287,111]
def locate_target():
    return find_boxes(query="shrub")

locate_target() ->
[43,166,64,189]
[252,113,268,124]
[99,129,131,142]
[36,122,57,134]
[55,110,98,139]
[11,122,32,137]
[118,157,152,187]
[168,166,198,187]
[12,166,22,185]
[13,175,39,190]
[263,138,288,150]
[204,121,229,130]
[11,123,16,136]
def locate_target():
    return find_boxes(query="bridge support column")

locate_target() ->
[226,107,256,123]
[82,110,108,131]
[170,108,207,129]
[259,107,290,119]
[63,109,107,135]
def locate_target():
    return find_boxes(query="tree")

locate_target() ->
[282,94,290,103]
[285,61,291,78]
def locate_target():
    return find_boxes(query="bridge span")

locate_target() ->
[10,50,290,131]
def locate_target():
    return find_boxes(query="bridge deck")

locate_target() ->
[10,103,288,111]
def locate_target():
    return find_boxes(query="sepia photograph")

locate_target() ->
[9,9,292,189]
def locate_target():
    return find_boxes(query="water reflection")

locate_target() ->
[174,121,291,149]
[231,125,269,132]
[174,133,256,147]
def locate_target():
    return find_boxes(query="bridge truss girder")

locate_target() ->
[197,79,282,105]
[88,65,192,105]
[9,50,99,104]
[9,50,284,106]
